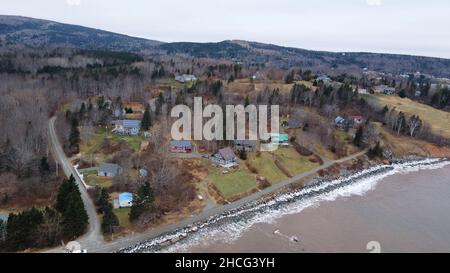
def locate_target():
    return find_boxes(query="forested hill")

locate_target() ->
[160,40,450,77]
[2,15,450,77]
[0,15,162,52]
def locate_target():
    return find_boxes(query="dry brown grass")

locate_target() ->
[366,94,450,138]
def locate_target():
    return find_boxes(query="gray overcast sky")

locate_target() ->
[1,0,450,58]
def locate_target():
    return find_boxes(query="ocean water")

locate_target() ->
[124,159,450,253]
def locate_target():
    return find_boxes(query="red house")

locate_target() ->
[170,140,193,153]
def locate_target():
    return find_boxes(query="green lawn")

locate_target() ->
[81,170,113,188]
[206,162,257,198]
[335,131,351,143]
[113,208,131,229]
[164,78,195,90]
[248,153,288,184]
[80,127,143,155]
[273,147,320,176]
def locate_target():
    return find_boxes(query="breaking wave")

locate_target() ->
[120,158,450,253]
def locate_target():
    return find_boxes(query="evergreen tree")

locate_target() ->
[56,175,78,213]
[285,70,295,84]
[69,117,80,153]
[381,105,389,116]
[5,207,43,251]
[244,95,250,107]
[0,219,6,245]
[367,142,384,159]
[239,149,247,160]
[129,182,155,222]
[79,102,86,120]
[97,188,111,214]
[101,205,119,234]
[141,105,152,131]
[156,93,165,115]
[353,126,364,147]
[40,156,50,174]
[61,191,89,238]
[56,175,88,239]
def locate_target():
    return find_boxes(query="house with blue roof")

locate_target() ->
[335,116,349,130]
[270,133,289,146]
[112,119,141,135]
[118,192,133,208]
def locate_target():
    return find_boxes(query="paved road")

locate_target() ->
[47,117,104,252]
[45,116,367,253]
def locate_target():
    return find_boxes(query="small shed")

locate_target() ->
[118,192,133,208]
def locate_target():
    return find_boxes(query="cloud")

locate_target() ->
[366,0,383,6]
[66,0,82,6]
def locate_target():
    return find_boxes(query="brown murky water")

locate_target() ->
[185,165,450,253]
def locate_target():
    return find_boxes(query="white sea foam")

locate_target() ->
[121,158,450,253]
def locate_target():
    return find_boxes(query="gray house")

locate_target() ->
[212,147,238,168]
[283,119,303,129]
[98,163,122,178]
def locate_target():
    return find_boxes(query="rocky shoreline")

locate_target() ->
[119,157,449,253]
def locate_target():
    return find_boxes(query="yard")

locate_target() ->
[205,161,257,198]
[80,127,143,160]
[81,169,113,188]
[113,207,131,229]
[273,147,320,176]
[248,152,288,184]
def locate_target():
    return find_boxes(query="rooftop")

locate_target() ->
[119,192,133,203]
[99,163,122,174]
[171,140,193,148]
[218,147,236,161]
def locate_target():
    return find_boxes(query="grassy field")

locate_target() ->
[248,152,288,184]
[163,79,195,90]
[205,162,257,198]
[365,94,450,138]
[335,130,351,142]
[80,127,143,155]
[273,147,320,176]
[81,170,113,188]
[113,208,131,229]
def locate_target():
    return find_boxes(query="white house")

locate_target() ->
[175,74,197,83]
[316,75,331,83]
[357,88,368,94]
[112,120,141,135]
[374,85,396,95]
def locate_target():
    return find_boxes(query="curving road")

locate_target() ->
[45,116,367,253]
[47,117,104,252]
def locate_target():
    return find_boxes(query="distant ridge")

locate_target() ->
[1,15,450,77]
[0,15,162,51]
